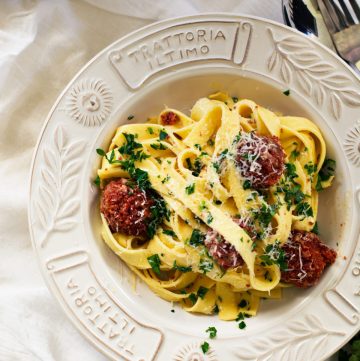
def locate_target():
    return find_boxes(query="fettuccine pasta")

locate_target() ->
[96,93,336,321]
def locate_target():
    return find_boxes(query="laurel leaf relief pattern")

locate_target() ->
[34,125,86,247]
[267,28,360,120]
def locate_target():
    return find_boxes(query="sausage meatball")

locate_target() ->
[281,230,337,288]
[204,229,244,269]
[161,111,179,125]
[100,178,155,237]
[235,132,285,189]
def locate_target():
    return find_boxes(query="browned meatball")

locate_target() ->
[100,178,155,237]
[161,111,179,125]
[235,132,285,189]
[204,229,244,269]
[281,231,337,288]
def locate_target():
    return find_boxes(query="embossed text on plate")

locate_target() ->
[46,250,162,361]
[109,21,252,90]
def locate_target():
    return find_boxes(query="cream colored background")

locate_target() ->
[0,1,337,360]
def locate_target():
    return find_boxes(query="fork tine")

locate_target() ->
[324,0,348,30]
[349,0,360,21]
[318,0,339,34]
[338,0,355,25]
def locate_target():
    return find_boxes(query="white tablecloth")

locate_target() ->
[0,1,336,360]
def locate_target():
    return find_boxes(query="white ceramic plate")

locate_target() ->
[28,14,360,361]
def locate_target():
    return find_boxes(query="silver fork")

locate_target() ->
[318,0,360,73]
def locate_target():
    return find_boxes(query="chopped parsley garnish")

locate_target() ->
[290,149,300,160]
[259,241,287,270]
[295,201,313,219]
[201,341,209,354]
[147,254,161,275]
[285,163,298,182]
[185,183,195,195]
[161,175,170,184]
[212,161,221,173]
[150,142,167,150]
[304,162,317,175]
[189,293,197,305]
[319,158,336,181]
[197,286,209,299]
[312,221,319,235]
[147,196,169,238]
[238,299,248,308]
[264,270,273,282]
[251,241,257,252]
[283,89,290,96]
[163,229,176,237]
[194,143,202,150]
[147,127,154,134]
[277,182,305,209]
[199,258,214,274]
[238,321,246,329]
[94,175,101,187]
[243,179,251,190]
[199,200,207,211]
[206,326,217,339]
[96,148,106,157]
[316,158,336,191]
[159,130,168,140]
[189,229,205,247]
[232,96,239,103]
[173,261,192,272]
[206,213,213,224]
[185,157,192,169]
[127,114,134,120]
[255,203,278,227]
[214,199,222,205]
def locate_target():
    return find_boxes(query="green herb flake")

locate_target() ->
[285,163,298,182]
[159,130,168,141]
[161,175,170,184]
[199,258,214,274]
[199,200,207,211]
[290,149,300,160]
[295,202,314,219]
[243,179,251,190]
[173,260,192,273]
[312,221,319,235]
[206,326,217,339]
[94,175,101,187]
[259,241,287,271]
[197,286,209,299]
[283,89,290,96]
[189,229,205,247]
[232,96,239,103]
[238,299,248,308]
[147,127,154,134]
[318,158,336,182]
[96,148,106,156]
[147,254,161,275]
[127,114,134,120]
[304,163,317,175]
[200,341,210,354]
[206,212,213,224]
[238,321,246,329]
[163,229,176,237]
[185,183,195,195]
[189,293,198,305]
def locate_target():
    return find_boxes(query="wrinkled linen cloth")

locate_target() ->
[0,1,334,360]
